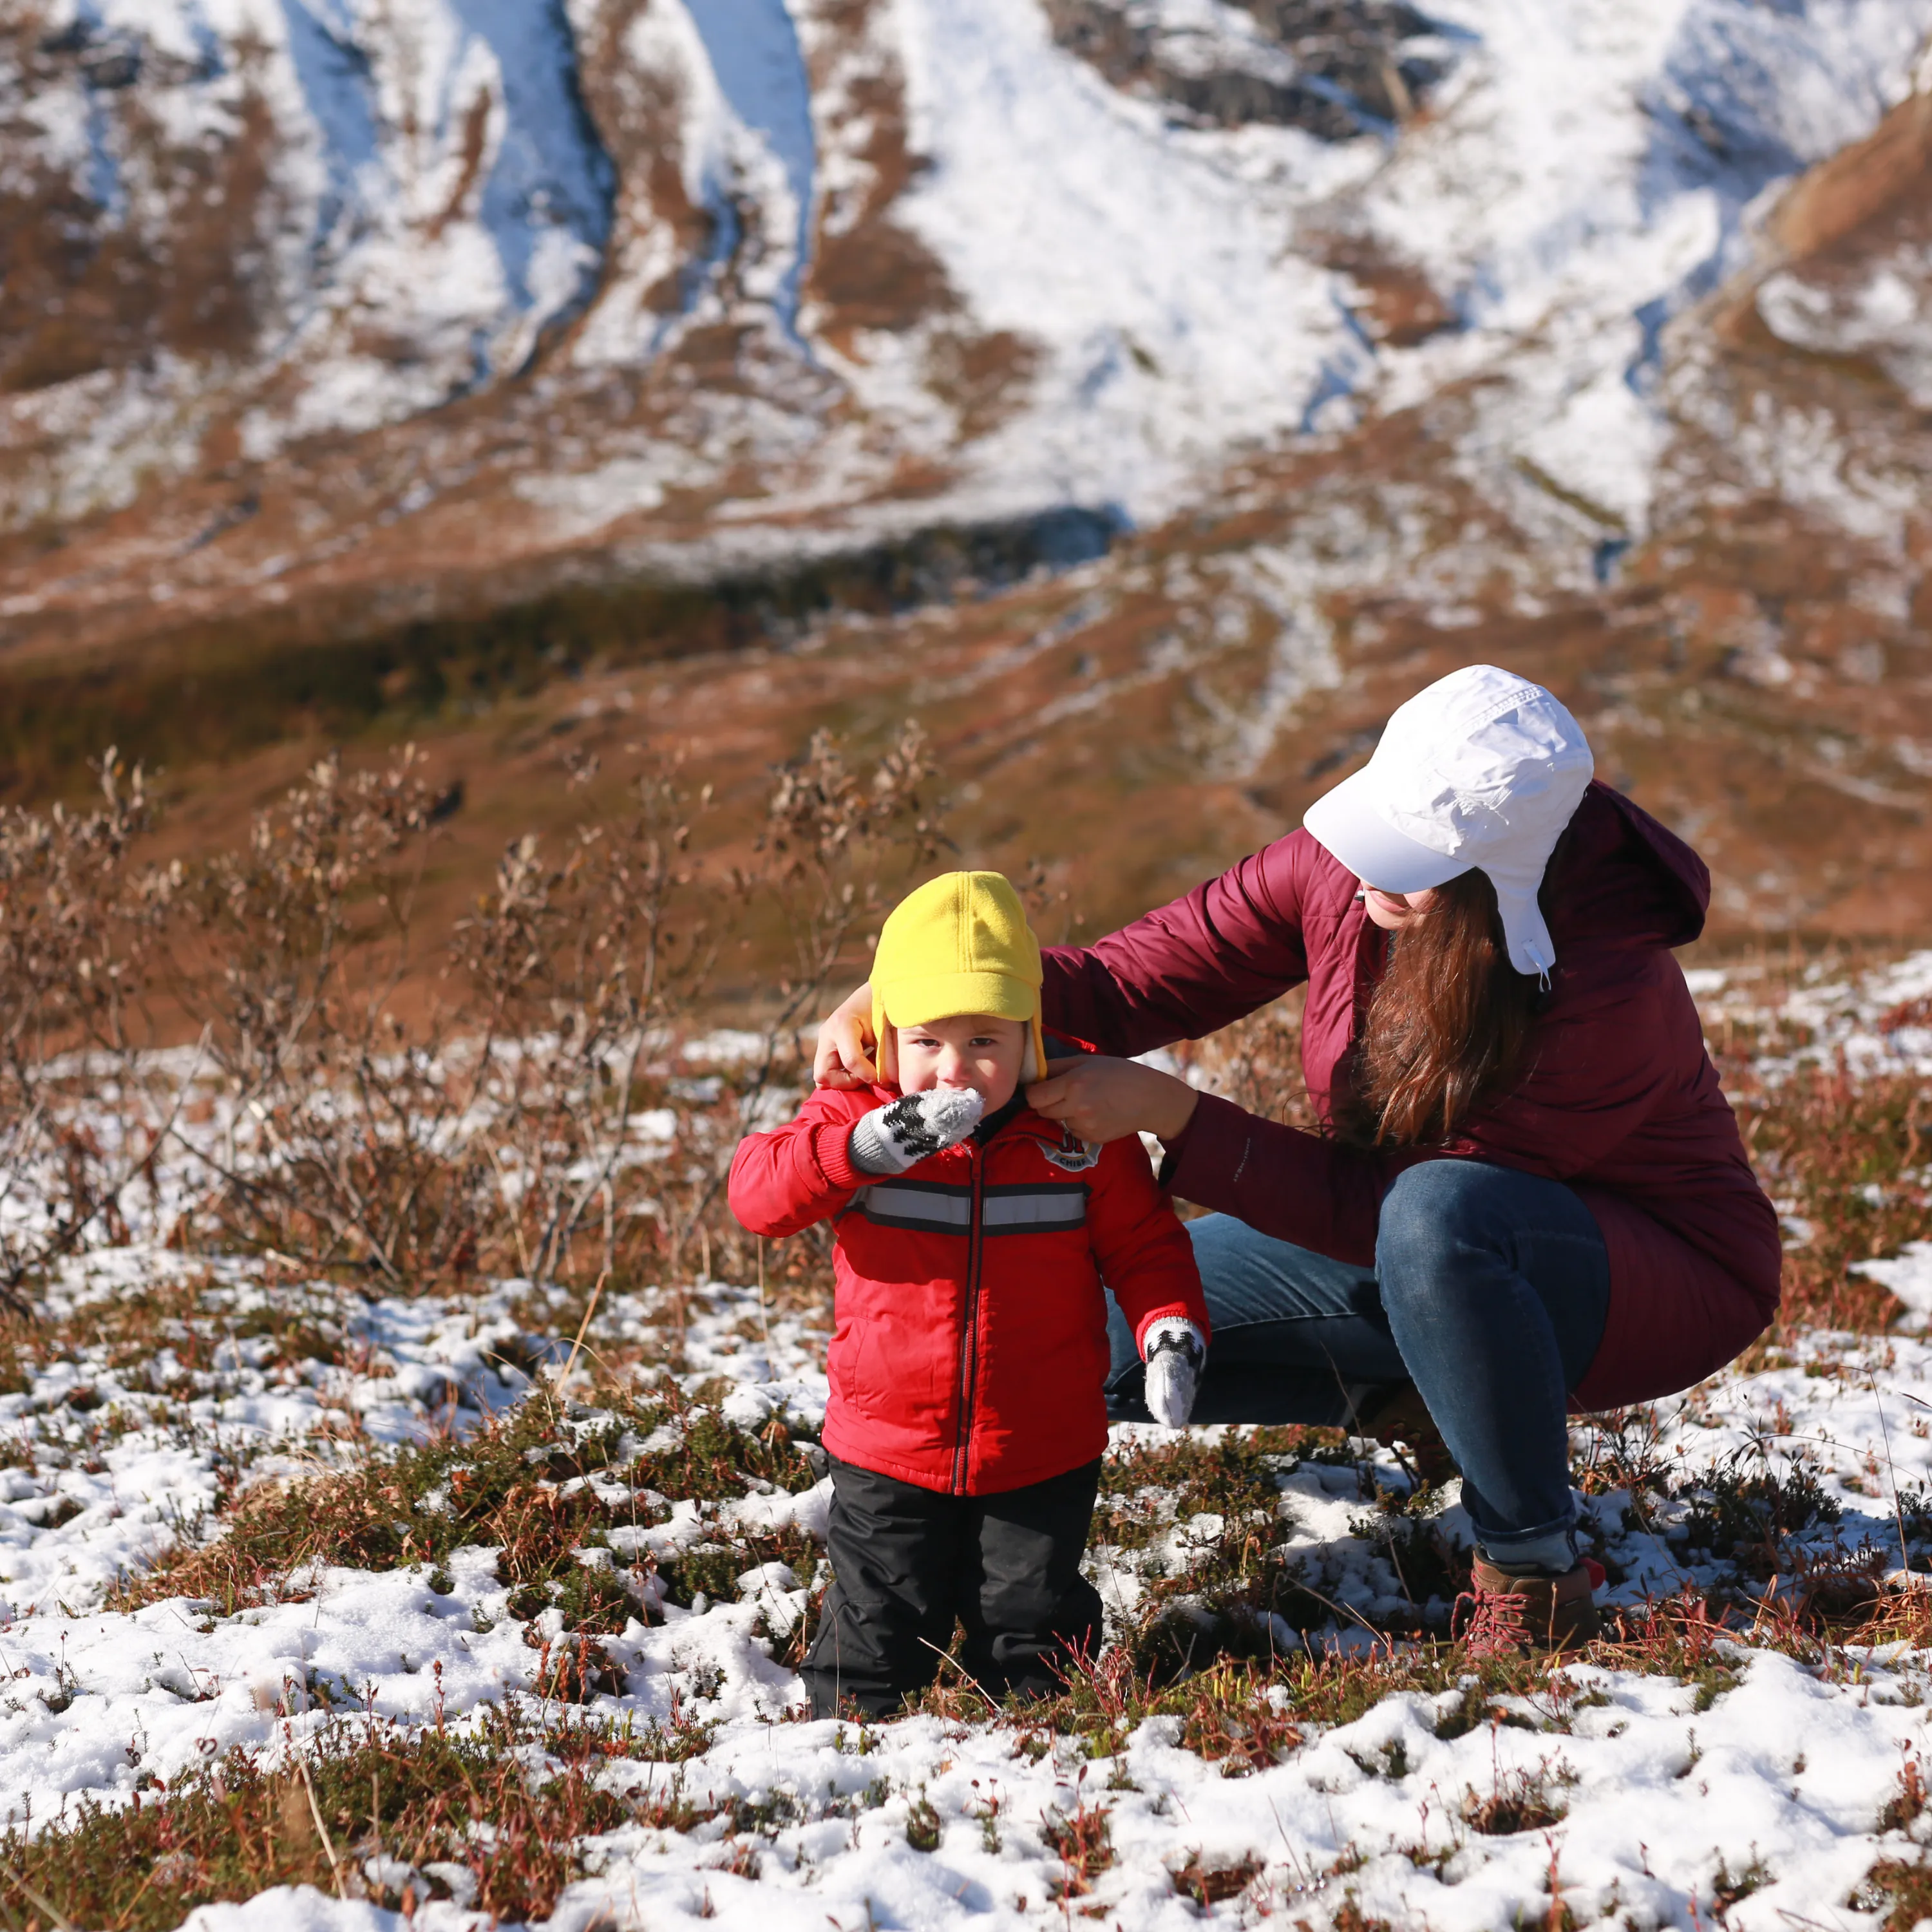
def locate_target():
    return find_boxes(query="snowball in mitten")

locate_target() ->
[849,1086,986,1175]
[1142,1316,1206,1428]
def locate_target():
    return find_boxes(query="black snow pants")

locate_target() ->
[801,1456,1105,1719]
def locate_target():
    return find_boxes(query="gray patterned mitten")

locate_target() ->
[1143,1317,1207,1428]
[849,1086,986,1175]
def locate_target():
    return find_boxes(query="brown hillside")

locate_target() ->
[5,46,1931,975]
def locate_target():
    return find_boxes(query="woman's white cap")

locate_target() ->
[1303,664,1595,976]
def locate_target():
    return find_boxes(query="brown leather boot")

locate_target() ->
[1453,1557,1604,1656]
[1352,1383,1457,1486]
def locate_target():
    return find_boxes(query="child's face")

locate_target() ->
[896,1013,1028,1110]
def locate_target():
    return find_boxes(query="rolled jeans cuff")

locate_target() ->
[1473,1511,1578,1577]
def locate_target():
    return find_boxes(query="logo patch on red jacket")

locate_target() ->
[1043,1129,1101,1174]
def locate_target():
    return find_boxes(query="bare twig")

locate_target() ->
[1869,1372,1918,1587]
[556,1268,612,1403]
[0,1859,78,1932]
[296,1751,347,1899]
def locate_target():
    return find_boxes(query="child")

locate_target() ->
[729,870,1209,1718]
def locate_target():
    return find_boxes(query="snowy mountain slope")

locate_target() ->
[4,0,1928,546]
[1,0,614,506]
[875,0,1931,529]
[3,2,1932,942]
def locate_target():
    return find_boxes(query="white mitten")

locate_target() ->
[849,1086,985,1175]
[1142,1317,1206,1428]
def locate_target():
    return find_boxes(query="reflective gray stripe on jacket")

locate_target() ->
[852,1179,1088,1235]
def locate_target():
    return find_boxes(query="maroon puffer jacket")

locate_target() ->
[1039,783,1780,1408]
[729,1086,1208,1493]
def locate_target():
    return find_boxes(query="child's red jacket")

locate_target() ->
[728,1083,1208,1495]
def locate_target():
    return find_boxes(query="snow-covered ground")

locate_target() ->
[9,1256,1932,1932]
[0,954,1927,1929]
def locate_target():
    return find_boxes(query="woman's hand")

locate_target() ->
[812,982,877,1088]
[1026,1056,1199,1146]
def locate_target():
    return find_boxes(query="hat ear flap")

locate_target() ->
[1030,1014,1048,1086]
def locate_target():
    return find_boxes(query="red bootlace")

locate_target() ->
[1453,1581,1531,1657]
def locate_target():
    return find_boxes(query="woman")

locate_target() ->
[814,665,1780,1648]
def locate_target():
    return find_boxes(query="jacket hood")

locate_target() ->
[1546,782,1710,952]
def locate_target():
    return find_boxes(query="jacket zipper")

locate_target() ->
[950,1143,986,1494]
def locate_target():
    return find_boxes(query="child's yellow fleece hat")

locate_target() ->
[873,871,1048,1084]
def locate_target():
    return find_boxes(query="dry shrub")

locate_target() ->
[160,742,743,1289]
[0,722,943,1305]
[0,752,173,1305]
[1179,1663,1303,1774]
[1847,1582,1932,1650]
[904,1792,942,1852]
[169,748,460,1278]
[1091,1426,1376,1671]
[1852,1856,1932,1930]
[527,1631,629,1701]
[1330,1904,1395,1932]
[1459,1761,1569,1835]
[167,723,940,1296]
[1880,1747,1928,1833]
[1672,1443,1842,1569]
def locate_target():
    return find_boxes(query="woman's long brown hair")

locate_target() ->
[1332,865,1548,1148]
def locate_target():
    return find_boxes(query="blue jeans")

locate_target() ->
[1106,1159,1611,1571]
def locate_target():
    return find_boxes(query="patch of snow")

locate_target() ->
[684,0,815,332]
[1855,1241,1932,1332]
[1758,249,1932,409]
[511,449,714,538]
[1745,947,1932,1078]
[680,1028,784,1067]
[77,0,611,466]
[884,0,1372,516]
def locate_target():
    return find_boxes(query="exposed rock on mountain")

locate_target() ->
[1042,0,1453,136]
